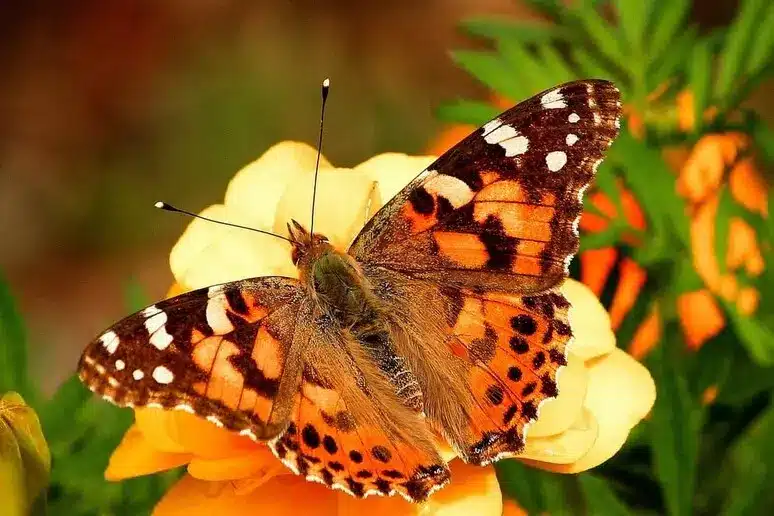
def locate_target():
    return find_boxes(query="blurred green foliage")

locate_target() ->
[444,0,774,514]
[2,0,774,514]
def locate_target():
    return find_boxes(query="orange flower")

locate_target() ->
[106,142,655,514]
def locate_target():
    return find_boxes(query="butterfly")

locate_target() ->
[78,79,621,502]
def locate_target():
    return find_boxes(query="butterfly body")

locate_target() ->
[78,80,622,502]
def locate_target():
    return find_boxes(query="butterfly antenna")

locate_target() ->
[310,77,330,237]
[154,201,293,243]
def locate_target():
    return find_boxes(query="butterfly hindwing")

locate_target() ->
[78,277,304,440]
[350,79,621,294]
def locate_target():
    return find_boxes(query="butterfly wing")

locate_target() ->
[349,80,621,463]
[78,277,305,440]
[349,79,621,294]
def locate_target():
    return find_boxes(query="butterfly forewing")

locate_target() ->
[78,277,304,440]
[350,79,621,294]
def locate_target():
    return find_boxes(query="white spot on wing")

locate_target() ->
[566,134,578,146]
[100,331,119,354]
[174,404,195,414]
[482,118,501,135]
[152,365,174,384]
[614,118,621,129]
[206,295,234,334]
[144,306,174,350]
[206,415,224,428]
[239,428,258,441]
[424,174,474,208]
[483,122,529,157]
[132,369,144,381]
[546,151,567,172]
[568,113,580,123]
[541,89,566,109]
[107,377,119,387]
[115,359,125,371]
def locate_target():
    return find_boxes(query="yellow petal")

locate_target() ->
[355,153,435,207]
[526,349,655,473]
[274,167,377,249]
[519,408,599,464]
[561,279,616,360]
[225,141,332,231]
[528,352,588,437]
[187,447,285,482]
[105,424,191,481]
[335,461,501,516]
[153,474,338,516]
[135,408,258,459]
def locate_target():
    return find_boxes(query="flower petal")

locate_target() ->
[170,205,295,290]
[225,141,332,231]
[334,461,501,516]
[187,447,285,482]
[528,352,588,438]
[524,348,655,473]
[105,424,191,481]
[355,153,435,207]
[561,280,616,360]
[520,408,598,464]
[274,167,378,248]
[135,408,259,459]
[153,474,338,516]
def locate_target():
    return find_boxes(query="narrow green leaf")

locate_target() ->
[745,4,774,75]
[435,100,500,126]
[647,0,691,64]
[715,0,768,99]
[496,460,572,513]
[571,47,618,82]
[450,50,522,100]
[715,345,774,404]
[536,44,576,84]
[497,39,545,98]
[571,3,628,71]
[720,405,774,515]
[0,393,50,516]
[522,0,564,19]
[615,1,649,54]
[726,310,774,365]
[714,188,735,276]
[0,273,30,399]
[689,39,713,133]
[750,116,774,167]
[461,17,567,43]
[648,326,703,516]
[579,474,632,515]
[648,27,697,92]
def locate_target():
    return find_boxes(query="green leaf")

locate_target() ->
[435,100,500,126]
[715,345,774,404]
[720,404,774,515]
[745,4,774,75]
[689,39,713,133]
[450,51,522,100]
[579,474,632,515]
[496,460,572,514]
[647,326,703,516]
[726,310,774,365]
[536,44,576,84]
[496,40,546,98]
[571,3,628,72]
[715,0,768,100]
[0,393,50,516]
[571,47,618,81]
[647,0,691,64]
[648,27,698,92]
[0,273,31,399]
[461,17,567,43]
[615,0,649,55]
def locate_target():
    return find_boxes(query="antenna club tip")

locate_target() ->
[154,201,166,209]
[322,78,330,88]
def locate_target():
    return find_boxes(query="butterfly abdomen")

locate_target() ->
[306,247,423,411]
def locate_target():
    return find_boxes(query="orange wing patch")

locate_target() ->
[270,374,450,502]
[446,288,572,463]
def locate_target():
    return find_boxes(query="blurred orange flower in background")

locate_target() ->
[428,89,769,358]
[105,142,655,514]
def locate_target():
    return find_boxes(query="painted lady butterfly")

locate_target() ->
[78,79,621,502]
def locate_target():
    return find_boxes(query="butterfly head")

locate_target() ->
[288,219,330,266]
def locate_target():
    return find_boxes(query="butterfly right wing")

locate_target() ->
[78,277,305,440]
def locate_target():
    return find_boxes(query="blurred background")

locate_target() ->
[1,0,771,391]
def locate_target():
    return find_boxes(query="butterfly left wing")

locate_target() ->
[78,277,305,440]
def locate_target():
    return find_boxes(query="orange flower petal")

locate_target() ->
[426,125,476,156]
[691,194,722,291]
[729,157,768,216]
[335,461,502,516]
[105,424,192,481]
[502,499,529,516]
[135,408,258,459]
[608,258,647,330]
[580,247,618,296]
[677,290,725,350]
[187,447,285,483]
[628,305,661,360]
[737,287,760,316]
[153,474,338,516]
